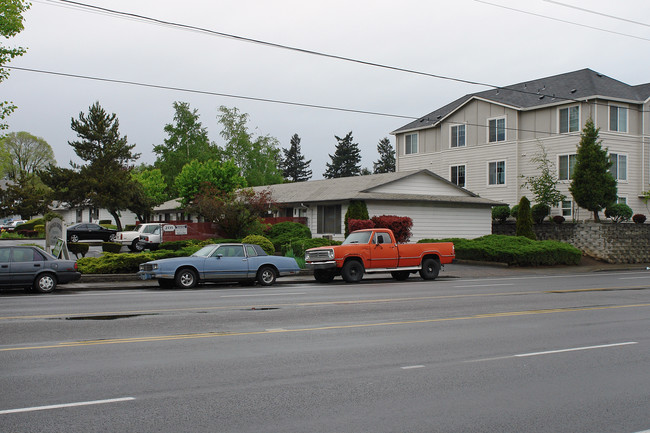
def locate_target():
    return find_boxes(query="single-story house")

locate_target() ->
[253,169,503,242]
[50,202,138,227]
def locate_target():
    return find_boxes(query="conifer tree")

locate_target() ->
[373,137,395,173]
[323,131,361,179]
[515,196,536,240]
[569,118,617,221]
[281,134,312,182]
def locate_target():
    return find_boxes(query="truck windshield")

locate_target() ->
[342,231,372,245]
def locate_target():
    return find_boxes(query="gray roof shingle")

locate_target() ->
[393,68,650,133]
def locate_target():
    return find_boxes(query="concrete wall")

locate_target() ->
[492,222,650,264]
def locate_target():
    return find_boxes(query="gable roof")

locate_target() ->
[252,169,501,207]
[393,68,650,134]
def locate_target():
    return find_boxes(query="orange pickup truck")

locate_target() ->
[305,228,455,283]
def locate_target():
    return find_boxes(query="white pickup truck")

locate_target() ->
[116,223,163,252]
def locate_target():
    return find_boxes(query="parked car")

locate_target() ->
[116,223,163,252]
[138,243,301,288]
[1,220,26,232]
[0,246,81,293]
[66,223,117,242]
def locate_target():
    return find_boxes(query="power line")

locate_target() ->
[474,0,650,42]
[39,0,649,112]
[543,0,650,28]
[4,66,419,120]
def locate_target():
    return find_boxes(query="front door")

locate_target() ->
[11,247,44,285]
[369,232,399,269]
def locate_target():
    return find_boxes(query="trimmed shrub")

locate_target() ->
[348,219,375,232]
[102,242,123,253]
[16,230,38,238]
[99,219,112,225]
[241,234,274,255]
[371,215,413,243]
[531,204,550,224]
[266,221,311,250]
[123,224,137,231]
[552,215,565,224]
[68,242,89,258]
[15,217,44,232]
[510,205,519,220]
[418,234,581,266]
[283,237,342,258]
[516,197,536,240]
[77,247,203,274]
[159,240,192,251]
[632,214,646,224]
[344,200,369,236]
[605,203,633,223]
[492,206,510,223]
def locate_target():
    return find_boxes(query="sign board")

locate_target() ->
[162,224,176,232]
[51,238,65,259]
[174,225,188,235]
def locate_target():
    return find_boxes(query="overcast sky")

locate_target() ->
[4,0,650,179]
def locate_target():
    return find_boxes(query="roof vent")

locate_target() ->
[570,89,577,94]
[539,95,545,100]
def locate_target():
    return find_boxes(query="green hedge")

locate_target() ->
[282,237,342,257]
[418,235,581,266]
[77,246,202,274]
[267,222,311,250]
[68,242,90,258]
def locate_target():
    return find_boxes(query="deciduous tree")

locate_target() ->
[130,166,168,222]
[0,131,56,180]
[521,142,565,215]
[569,118,617,221]
[0,0,30,130]
[323,131,361,179]
[174,159,246,208]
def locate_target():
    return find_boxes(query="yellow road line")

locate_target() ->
[2,302,649,352]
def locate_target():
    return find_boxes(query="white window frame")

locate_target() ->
[610,153,628,182]
[450,164,466,188]
[558,153,577,181]
[609,104,628,133]
[450,124,466,148]
[405,133,418,155]
[487,117,506,143]
[487,160,506,186]
[561,200,572,217]
[617,196,627,205]
[559,105,580,133]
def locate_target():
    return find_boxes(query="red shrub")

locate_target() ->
[632,214,646,224]
[348,219,375,232]
[370,215,413,243]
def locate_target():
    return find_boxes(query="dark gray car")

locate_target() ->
[0,246,81,293]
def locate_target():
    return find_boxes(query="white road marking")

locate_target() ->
[221,292,305,298]
[454,284,515,288]
[515,342,638,357]
[401,365,425,370]
[466,342,638,363]
[0,397,135,415]
[619,276,650,280]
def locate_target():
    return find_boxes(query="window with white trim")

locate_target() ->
[609,105,628,133]
[488,160,506,185]
[561,200,572,217]
[488,118,506,142]
[405,133,418,154]
[450,165,466,188]
[617,196,627,205]
[610,153,627,181]
[559,106,580,133]
[558,154,577,181]
[451,124,466,148]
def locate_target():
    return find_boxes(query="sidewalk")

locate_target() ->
[70,257,650,290]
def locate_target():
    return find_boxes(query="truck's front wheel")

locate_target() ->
[341,260,364,283]
[419,258,440,280]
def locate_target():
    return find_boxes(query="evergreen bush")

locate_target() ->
[344,200,369,236]
[515,197,536,240]
[102,242,123,253]
[605,203,633,223]
[68,242,89,258]
[492,206,510,223]
[531,204,550,224]
[266,221,311,250]
[510,205,519,220]
[284,237,342,257]
[241,234,274,255]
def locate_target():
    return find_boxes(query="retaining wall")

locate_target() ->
[492,222,650,264]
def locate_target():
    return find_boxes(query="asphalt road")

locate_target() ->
[1,269,649,432]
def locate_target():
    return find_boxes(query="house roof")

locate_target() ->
[393,68,650,133]
[252,169,502,207]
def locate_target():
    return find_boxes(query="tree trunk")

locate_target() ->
[109,210,123,231]
[593,210,600,222]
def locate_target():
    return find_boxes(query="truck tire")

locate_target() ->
[175,268,198,289]
[391,271,410,281]
[341,260,364,283]
[314,269,335,283]
[419,258,440,280]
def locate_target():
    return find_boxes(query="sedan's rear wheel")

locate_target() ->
[257,266,277,286]
[69,234,79,243]
[130,239,144,252]
[34,273,57,293]
[108,233,117,242]
[175,268,198,289]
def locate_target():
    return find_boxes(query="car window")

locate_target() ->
[245,245,258,257]
[0,247,10,262]
[143,225,158,234]
[88,224,101,230]
[74,224,85,230]
[32,249,46,261]
[220,245,245,257]
[12,248,36,262]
